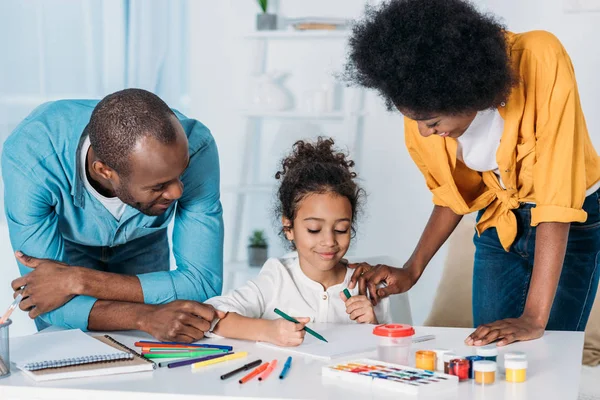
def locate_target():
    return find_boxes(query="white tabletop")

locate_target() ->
[0,326,584,400]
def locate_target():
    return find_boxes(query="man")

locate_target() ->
[2,88,224,342]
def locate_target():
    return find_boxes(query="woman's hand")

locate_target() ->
[340,292,378,324]
[347,263,419,305]
[465,315,546,347]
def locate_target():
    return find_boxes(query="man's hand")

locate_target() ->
[264,317,309,347]
[340,292,378,324]
[137,300,224,343]
[11,251,80,318]
[347,263,418,305]
[465,315,546,347]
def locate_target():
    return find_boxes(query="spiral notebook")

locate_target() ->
[11,329,155,381]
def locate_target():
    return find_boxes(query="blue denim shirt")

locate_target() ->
[1,100,224,330]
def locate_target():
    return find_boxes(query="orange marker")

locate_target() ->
[239,362,269,384]
[258,359,278,381]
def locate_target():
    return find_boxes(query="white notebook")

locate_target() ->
[257,323,379,360]
[11,329,132,371]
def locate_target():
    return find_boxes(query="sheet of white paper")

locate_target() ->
[257,323,378,360]
[10,329,128,368]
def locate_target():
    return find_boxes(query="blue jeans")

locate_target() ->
[473,190,600,331]
[35,229,170,330]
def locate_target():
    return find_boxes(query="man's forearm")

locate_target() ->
[407,205,463,278]
[87,300,151,331]
[523,222,570,326]
[72,268,145,303]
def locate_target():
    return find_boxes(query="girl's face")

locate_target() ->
[398,108,477,139]
[283,192,352,273]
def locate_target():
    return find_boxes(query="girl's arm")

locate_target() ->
[213,312,310,347]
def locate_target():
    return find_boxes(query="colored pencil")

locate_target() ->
[239,362,269,384]
[274,308,328,343]
[258,359,278,381]
[134,340,232,351]
[161,352,233,368]
[220,359,262,380]
[191,352,248,369]
[143,349,226,359]
[279,356,292,379]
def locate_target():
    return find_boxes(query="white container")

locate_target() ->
[433,349,452,372]
[372,324,415,365]
[504,351,527,360]
[476,345,498,361]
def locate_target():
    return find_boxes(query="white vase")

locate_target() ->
[250,73,293,111]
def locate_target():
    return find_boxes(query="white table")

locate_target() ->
[0,326,584,400]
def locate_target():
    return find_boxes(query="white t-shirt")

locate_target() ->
[205,252,392,331]
[79,136,127,220]
[456,109,600,197]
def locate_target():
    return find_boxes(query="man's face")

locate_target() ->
[112,117,190,216]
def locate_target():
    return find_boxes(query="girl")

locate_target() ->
[206,137,391,346]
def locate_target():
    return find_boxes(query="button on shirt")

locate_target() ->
[1,100,224,330]
[205,252,392,327]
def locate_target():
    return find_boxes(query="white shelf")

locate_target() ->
[222,184,276,194]
[242,110,367,119]
[245,30,349,39]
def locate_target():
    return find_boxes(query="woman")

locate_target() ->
[344,0,600,346]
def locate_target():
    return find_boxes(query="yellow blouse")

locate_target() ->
[404,30,600,251]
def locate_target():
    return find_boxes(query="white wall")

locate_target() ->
[187,0,600,325]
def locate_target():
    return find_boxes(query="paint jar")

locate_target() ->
[476,345,498,361]
[465,355,483,379]
[504,351,527,361]
[449,358,470,381]
[443,352,457,374]
[433,349,452,372]
[372,324,415,365]
[415,350,436,371]
[505,359,528,383]
[473,360,497,385]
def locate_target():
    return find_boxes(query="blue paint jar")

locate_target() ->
[465,355,484,379]
[476,345,498,362]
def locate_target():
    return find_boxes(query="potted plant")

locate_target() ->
[248,229,268,267]
[256,0,277,31]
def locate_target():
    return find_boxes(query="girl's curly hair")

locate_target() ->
[275,137,364,245]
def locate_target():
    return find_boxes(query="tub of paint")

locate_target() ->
[504,351,527,361]
[473,360,497,385]
[449,358,470,381]
[465,355,483,379]
[505,359,528,383]
[415,350,436,371]
[476,345,498,361]
[373,324,415,365]
[443,352,457,374]
[433,349,452,372]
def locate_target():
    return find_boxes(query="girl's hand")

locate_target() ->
[340,292,378,324]
[265,317,310,347]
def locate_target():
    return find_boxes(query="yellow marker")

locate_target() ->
[191,351,248,370]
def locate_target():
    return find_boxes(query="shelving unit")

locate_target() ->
[227,29,367,264]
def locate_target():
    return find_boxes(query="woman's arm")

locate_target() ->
[466,222,569,346]
[349,205,463,304]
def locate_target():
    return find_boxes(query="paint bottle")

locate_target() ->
[415,350,436,371]
[372,324,415,365]
[449,358,470,381]
[476,345,498,361]
[465,355,484,379]
[443,352,457,374]
[433,349,452,372]
[473,360,497,385]
[505,359,528,383]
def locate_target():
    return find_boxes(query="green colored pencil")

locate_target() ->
[143,349,227,359]
[274,308,328,343]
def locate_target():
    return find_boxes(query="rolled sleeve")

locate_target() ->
[530,34,590,226]
[40,296,98,331]
[137,122,224,304]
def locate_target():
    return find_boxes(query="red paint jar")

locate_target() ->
[449,358,470,381]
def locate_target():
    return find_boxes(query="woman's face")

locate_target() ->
[398,108,477,139]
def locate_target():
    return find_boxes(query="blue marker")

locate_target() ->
[279,356,292,379]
